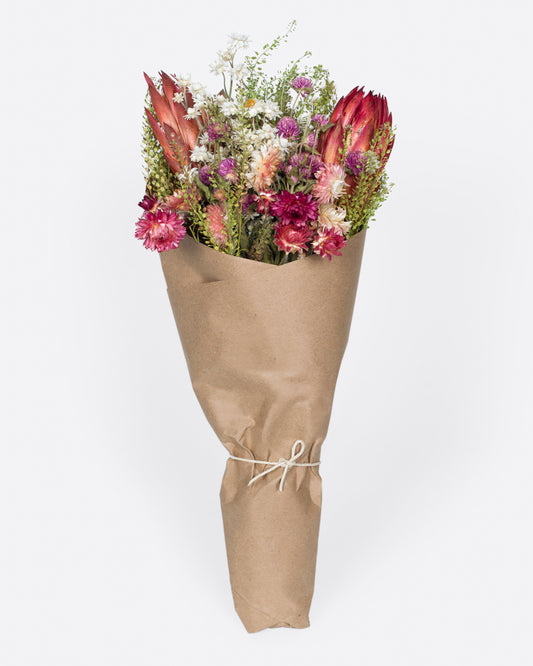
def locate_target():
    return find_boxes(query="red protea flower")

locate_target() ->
[312,227,347,261]
[271,191,318,227]
[143,71,202,173]
[319,87,394,167]
[135,209,186,252]
[274,223,312,256]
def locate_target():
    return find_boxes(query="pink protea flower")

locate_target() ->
[276,116,300,140]
[274,223,311,256]
[312,163,347,204]
[135,209,186,252]
[206,203,228,247]
[271,191,318,227]
[312,227,347,261]
[246,144,283,192]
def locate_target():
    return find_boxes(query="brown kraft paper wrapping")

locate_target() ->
[160,229,366,632]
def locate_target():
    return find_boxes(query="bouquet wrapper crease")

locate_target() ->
[160,230,366,632]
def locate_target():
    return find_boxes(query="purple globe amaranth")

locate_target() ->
[345,150,367,175]
[292,76,313,96]
[199,165,214,185]
[276,116,300,140]
[218,158,237,182]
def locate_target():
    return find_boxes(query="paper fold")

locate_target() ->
[160,231,366,631]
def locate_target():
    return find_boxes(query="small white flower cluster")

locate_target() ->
[209,33,250,84]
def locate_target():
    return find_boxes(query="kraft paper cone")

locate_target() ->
[160,230,366,632]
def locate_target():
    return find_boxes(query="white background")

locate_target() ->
[1,1,532,664]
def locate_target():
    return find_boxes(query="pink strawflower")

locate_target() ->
[276,116,300,140]
[271,190,318,227]
[312,227,346,261]
[292,76,313,96]
[206,203,228,247]
[274,223,311,256]
[312,163,347,204]
[135,209,186,252]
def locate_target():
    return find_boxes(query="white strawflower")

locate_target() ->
[175,73,191,87]
[221,100,238,116]
[262,101,281,120]
[229,33,250,49]
[190,145,212,163]
[209,59,226,76]
[173,92,185,104]
[318,204,351,235]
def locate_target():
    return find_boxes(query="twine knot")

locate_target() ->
[228,440,320,492]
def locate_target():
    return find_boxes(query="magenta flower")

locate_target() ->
[218,158,237,182]
[135,209,186,252]
[292,76,313,96]
[276,116,300,140]
[271,190,318,227]
[312,227,346,261]
[274,223,311,256]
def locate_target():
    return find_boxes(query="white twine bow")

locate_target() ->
[228,440,320,492]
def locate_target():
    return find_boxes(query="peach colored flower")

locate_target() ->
[246,145,283,192]
[318,203,351,235]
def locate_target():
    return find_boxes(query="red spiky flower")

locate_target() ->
[143,71,202,173]
[319,87,394,168]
